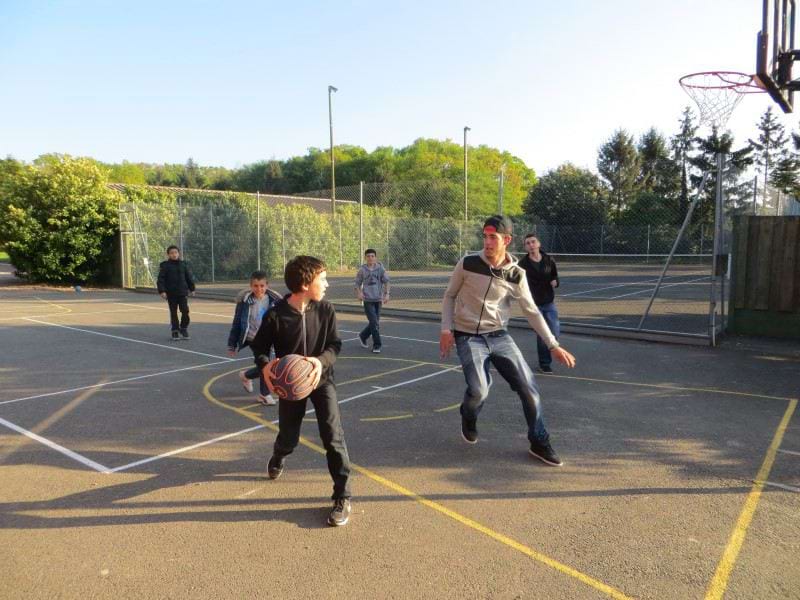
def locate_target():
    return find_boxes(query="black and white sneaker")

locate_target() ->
[538,364,553,374]
[529,442,563,466]
[372,347,381,354]
[327,498,351,527]
[461,415,478,444]
[179,329,190,340]
[267,455,285,480]
[171,331,180,341]
[359,337,369,349]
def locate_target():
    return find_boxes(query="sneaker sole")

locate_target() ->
[267,469,283,480]
[327,515,349,527]
[240,375,254,394]
[461,431,478,445]
[528,448,563,467]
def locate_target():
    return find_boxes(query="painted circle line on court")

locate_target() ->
[201,361,633,600]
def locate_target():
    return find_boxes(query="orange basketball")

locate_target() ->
[266,354,316,401]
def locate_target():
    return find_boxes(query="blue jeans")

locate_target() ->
[360,301,382,349]
[455,331,549,444]
[536,302,560,367]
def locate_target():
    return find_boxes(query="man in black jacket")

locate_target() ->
[250,255,352,527]
[518,234,560,373]
[156,245,196,341]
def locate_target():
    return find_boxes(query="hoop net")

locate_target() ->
[679,71,764,130]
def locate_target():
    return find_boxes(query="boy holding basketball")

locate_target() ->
[226,270,281,406]
[250,255,352,527]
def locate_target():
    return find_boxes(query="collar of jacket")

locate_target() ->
[478,250,518,271]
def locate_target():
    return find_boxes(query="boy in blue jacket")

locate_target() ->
[227,270,281,405]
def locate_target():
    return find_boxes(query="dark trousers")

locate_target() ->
[167,294,190,331]
[359,301,382,349]
[273,381,351,499]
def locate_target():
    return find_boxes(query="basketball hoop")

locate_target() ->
[679,71,765,130]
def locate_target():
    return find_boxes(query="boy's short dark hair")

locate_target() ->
[284,255,326,293]
[524,233,539,241]
[364,249,376,256]
[166,245,179,253]
[250,270,268,283]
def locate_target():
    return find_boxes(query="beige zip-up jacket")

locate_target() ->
[441,251,559,349]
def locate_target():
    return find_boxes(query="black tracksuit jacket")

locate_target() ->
[250,297,341,385]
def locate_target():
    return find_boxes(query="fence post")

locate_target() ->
[600,224,604,254]
[700,224,705,255]
[359,182,364,260]
[646,224,651,263]
[256,191,261,271]
[338,214,343,271]
[458,221,462,258]
[209,204,215,282]
[426,217,431,268]
[178,198,184,255]
[281,212,286,268]
[385,217,390,269]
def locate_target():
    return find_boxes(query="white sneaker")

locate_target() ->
[239,371,254,393]
[359,337,369,349]
[258,393,277,406]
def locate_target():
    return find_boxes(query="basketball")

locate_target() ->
[265,354,316,401]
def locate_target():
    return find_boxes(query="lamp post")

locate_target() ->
[328,85,338,214]
[463,126,470,221]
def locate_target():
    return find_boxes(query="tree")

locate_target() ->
[749,106,789,202]
[637,128,679,196]
[670,107,698,215]
[597,129,640,218]
[0,155,120,283]
[524,163,606,225]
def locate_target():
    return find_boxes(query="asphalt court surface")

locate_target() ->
[1,288,798,599]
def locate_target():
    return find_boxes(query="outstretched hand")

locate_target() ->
[552,347,576,368]
[262,358,279,394]
[305,356,323,389]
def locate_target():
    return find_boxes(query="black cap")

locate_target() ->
[483,215,513,235]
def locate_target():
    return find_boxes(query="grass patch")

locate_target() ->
[0,251,8,261]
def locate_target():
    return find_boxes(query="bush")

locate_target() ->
[0,155,121,283]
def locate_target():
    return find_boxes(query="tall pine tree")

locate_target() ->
[670,107,698,216]
[748,106,789,204]
[597,129,640,219]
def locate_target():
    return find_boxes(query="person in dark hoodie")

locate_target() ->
[227,270,282,406]
[157,245,196,341]
[250,255,352,527]
[518,234,560,374]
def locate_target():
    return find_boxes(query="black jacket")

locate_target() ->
[157,259,196,295]
[250,297,341,385]
[518,252,559,306]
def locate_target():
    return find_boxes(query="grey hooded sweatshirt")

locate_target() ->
[441,251,559,349]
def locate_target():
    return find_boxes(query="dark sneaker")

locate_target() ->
[327,498,351,527]
[372,346,381,354]
[267,455,285,480]
[359,337,369,349]
[461,415,478,444]
[179,329,190,340]
[171,331,180,341]
[529,442,563,466]
[538,364,553,374]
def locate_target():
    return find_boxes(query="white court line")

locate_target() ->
[118,302,232,320]
[340,329,439,345]
[777,448,800,457]
[110,365,460,472]
[560,272,704,298]
[23,317,233,361]
[0,358,250,406]
[603,276,710,300]
[0,307,144,322]
[763,481,800,493]
[0,417,110,473]
[106,424,266,473]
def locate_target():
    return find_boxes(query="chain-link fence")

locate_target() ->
[120,171,740,342]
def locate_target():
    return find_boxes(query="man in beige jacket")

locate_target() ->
[440,215,576,466]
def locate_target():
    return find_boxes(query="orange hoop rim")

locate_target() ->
[679,71,766,94]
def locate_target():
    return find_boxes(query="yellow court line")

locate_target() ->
[360,414,414,422]
[434,403,461,413]
[548,373,798,403]
[34,295,71,313]
[338,362,426,386]
[201,367,632,600]
[704,398,798,600]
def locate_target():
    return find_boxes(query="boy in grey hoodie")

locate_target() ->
[354,249,390,353]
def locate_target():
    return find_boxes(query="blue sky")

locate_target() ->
[1,0,794,175]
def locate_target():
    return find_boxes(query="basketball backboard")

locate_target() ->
[755,0,798,112]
